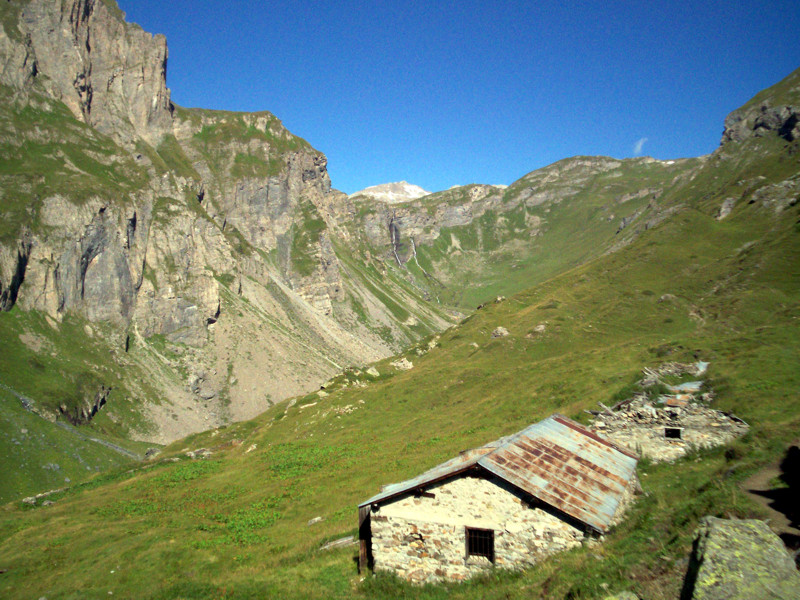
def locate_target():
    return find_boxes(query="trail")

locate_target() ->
[740,441,800,553]
[0,381,142,461]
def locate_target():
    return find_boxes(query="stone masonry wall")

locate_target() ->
[608,473,641,528]
[591,398,749,463]
[370,474,585,583]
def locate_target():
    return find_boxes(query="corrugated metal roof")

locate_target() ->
[359,446,493,507]
[359,414,638,533]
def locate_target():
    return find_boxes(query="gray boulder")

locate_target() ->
[716,198,737,220]
[683,516,800,600]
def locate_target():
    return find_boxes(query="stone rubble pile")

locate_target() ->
[639,361,708,387]
[591,362,748,462]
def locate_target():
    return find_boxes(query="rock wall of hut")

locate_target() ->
[591,398,749,462]
[609,473,641,528]
[369,474,585,583]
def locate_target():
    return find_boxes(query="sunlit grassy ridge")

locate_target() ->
[0,113,798,598]
[379,156,702,311]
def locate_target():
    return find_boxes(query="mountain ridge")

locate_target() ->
[0,0,724,448]
[0,63,797,598]
[348,181,432,203]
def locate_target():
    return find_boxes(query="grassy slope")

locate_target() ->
[380,157,701,311]
[0,85,147,243]
[0,307,168,436]
[0,387,149,503]
[0,308,164,503]
[0,115,797,599]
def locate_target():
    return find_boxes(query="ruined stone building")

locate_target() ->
[357,414,640,583]
[590,395,749,463]
[588,361,749,463]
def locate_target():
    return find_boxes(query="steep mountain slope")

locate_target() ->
[0,0,456,450]
[0,0,724,457]
[0,68,797,599]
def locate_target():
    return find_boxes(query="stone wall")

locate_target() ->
[369,474,585,583]
[591,398,749,463]
[609,473,641,528]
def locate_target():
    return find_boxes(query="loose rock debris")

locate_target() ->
[590,362,748,462]
[390,358,414,371]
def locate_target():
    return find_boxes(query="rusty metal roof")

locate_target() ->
[359,445,495,508]
[359,414,638,533]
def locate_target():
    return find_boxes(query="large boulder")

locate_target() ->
[683,516,800,600]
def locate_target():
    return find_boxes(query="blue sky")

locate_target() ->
[119,0,799,194]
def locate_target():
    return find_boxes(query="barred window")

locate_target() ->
[465,527,494,563]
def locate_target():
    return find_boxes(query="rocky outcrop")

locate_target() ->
[17,0,173,144]
[58,384,111,425]
[682,517,800,600]
[716,197,737,220]
[749,176,800,214]
[722,103,800,145]
[720,69,800,146]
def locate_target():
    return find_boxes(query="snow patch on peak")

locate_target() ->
[349,181,431,204]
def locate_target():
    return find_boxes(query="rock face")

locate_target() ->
[723,104,800,145]
[20,0,173,144]
[0,0,455,442]
[720,69,800,146]
[683,517,800,600]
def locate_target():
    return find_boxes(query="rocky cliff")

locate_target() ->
[721,68,800,145]
[3,0,780,446]
[0,0,454,443]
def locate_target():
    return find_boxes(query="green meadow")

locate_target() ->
[1,114,798,598]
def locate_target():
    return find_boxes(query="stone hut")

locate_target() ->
[357,414,640,583]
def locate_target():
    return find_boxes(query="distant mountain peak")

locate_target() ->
[349,181,431,203]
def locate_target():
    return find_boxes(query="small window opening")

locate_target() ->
[665,427,682,439]
[466,527,494,563]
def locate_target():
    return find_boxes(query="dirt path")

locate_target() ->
[741,441,800,554]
